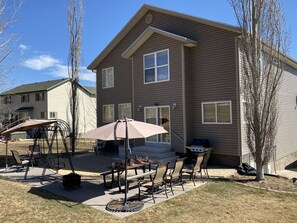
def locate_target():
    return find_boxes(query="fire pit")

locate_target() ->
[62,173,81,189]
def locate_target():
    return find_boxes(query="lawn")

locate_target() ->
[0,177,296,223]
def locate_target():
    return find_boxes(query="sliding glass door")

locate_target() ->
[144,106,170,143]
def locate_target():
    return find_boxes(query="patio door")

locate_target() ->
[144,106,170,143]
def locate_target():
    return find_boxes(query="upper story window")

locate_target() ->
[21,94,30,103]
[35,92,45,101]
[2,96,12,104]
[118,103,132,119]
[102,67,114,88]
[144,49,169,84]
[202,101,232,124]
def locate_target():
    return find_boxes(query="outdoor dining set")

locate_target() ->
[101,148,212,204]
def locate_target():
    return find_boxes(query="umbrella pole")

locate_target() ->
[5,140,8,170]
[124,117,128,205]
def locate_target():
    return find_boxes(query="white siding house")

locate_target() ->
[0,78,96,136]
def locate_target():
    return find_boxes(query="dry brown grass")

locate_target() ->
[0,177,296,223]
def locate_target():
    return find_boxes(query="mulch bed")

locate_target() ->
[229,173,297,193]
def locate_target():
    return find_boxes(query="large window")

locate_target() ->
[103,104,114,123]
[102,67,114,88]
[202,101,232,124]
[144,49,169,84]
[118,103,132,119]
[144,106,170,143]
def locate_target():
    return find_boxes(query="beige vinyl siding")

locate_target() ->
[275,65,297,160]
[239,44,297,164]
[47,82,96,135]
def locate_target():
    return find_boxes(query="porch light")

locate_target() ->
[172,103,177,110]
[137,105,143,112]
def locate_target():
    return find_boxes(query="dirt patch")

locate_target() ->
[229,173,297,193]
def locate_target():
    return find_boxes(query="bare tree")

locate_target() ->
[67,0,83,154]
[0,0,22,93]
[231,0,289,180]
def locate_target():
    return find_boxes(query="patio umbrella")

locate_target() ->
[0,119,57,170]
[83,118,168,211]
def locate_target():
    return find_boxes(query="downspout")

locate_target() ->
[92,69,99,127]
[181,45,187,150]
[235,37,242,164]
[131,58,135,119]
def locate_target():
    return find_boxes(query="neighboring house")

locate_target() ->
[0,78,96,136]
[88,5,297,171]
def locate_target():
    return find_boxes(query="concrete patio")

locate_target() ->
[0,152,237,218]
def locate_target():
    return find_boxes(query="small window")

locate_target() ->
[118,103,132,119]
[202,101,232,124]
[102,67,114,88]
[103,104,114,123]
[21,94,29,103]
[35,92,45,101]
[144,49,169,84]
[49,112,58,119]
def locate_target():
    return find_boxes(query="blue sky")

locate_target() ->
[6,0,297,89]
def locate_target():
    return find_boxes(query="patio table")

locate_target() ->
[102,161,153,190]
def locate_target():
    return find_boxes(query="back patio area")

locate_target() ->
[0,152,236,218]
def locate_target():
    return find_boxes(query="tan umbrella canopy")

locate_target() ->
[0,119,57,170]
[83,118,167,140]
[83,118,168,211]
[1,119,57,136]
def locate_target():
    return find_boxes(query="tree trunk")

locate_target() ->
[255,161,265,181]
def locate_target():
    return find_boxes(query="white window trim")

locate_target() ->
[144,105,171,144]
[49,111,58,119]
[102,67,114,89]
[118,103,132,119]
[143,49,170,84]
[103,104,115,123]
[201,101,232,124]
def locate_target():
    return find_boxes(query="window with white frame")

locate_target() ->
[102,67,114,88]
[202,101,232,124]
[118,103,132,119]
[103,104,114,123]
[144,49,169,83]
[49,112,58,119]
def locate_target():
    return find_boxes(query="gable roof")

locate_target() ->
[0,78,96,97]
[83,86,96,95]
[88,4,241,70]
[122,26,197,59]
[1,78,70,95]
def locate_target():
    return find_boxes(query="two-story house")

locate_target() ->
[88,5,297,171]
[0,78,96,136]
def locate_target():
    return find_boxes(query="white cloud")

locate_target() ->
[22,55,60,70]
[49,64,95,82]
[22,54,95,83]
[19,44,28,51]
